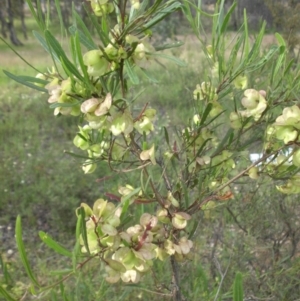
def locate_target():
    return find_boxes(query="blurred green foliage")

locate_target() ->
[2,2,300,299]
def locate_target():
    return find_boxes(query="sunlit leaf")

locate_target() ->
[15,215,40,287]
[39,231,72,257]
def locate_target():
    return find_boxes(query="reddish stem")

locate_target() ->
[134,222,153,251]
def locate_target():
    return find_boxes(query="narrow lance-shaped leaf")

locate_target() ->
[0,254,12,284]
[54,0,64,36]
[120,198,131,222]
[125,60,139,85]
[247,45,278,72]
[74,32,91,85]
[26,0,45,31]
[154,41,184,51]
[129,0,149,21]
[212,128,234,157]
[72,240,81,272]
[33,30,60,64]
[142,1,182,31]
[78,207,90,255]
[15,215,40,287]
[44,30,84,81]
[243,9,249,58]
[3,70,48,92]
[216,0,225,36]
[0,286,16,301]
[233,272,244,301]
[73,10,97,49]
[39,231,72,257]
[89,14,110,46]
[148,52,187,67]
[200,103,213,126]
[186,138,211,170]
[271,33,286,83]
[220,1,236,35]
[163,126,170,147]
[69,25,96,51]
[120,187,142,220]
[246,21,266,64]
[138,67,159,83]
[226,32,245,77]
[72,213,83,270]
[70,33,77,66]
[0,36,44,74]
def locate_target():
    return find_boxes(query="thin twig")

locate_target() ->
[213,256,231,301]
[213,147,286,195]
[170,256,182,301]
[226,206,248,234]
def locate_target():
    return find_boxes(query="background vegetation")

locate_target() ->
[1,1,300,301]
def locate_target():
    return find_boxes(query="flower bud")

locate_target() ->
[172,212,191,229]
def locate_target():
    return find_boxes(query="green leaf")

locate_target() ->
[64,151,90,159]
[15,75,48,85]
[226,32,245,75]
[122,187,141,204]
[89,14,110,46]
[163,126,170,147]
[72,240,81,271]
[246,45,278,72]
[3,70,48,92]
[129,0,149,21]
[0,286,16,301]
[73,213,83,270]
[78,207,90,255]
[49,101,79,109]
[283,59,295,77]
[0,254,13,284]
[49,269,74,276]
[243,9,249,58]
[0,36,43,74]
[246,21,266,64]
[142,1,182,31]
[270,33,286,83]
[74,32,91,84]
[220,1,236,35]
[33,30,60,63]
[44,30,84,81]
[212,128,234,157]
[73,10,97,49]
[69,25,96,51]
[120,187,141,221]
[15,215,40,287]
[101,15,109,37]
[148,52,187,66]
[138,67,159,83]
[275,32,286,47]
[26,0,45,32]
[200,103,213,126]
[216,0,225,35]
[181,1,196,34]
[120,187,141,220]
[187,138,211,168]
[154,41,184,51]
[39,231,72,257]
[124,60,139,85]
[233,272,243,301]
[188,219,199,239]
[54,0,64,36]
[120,198,131,222]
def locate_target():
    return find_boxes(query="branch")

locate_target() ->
[213,150,281,195]
[170,256,182,301]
